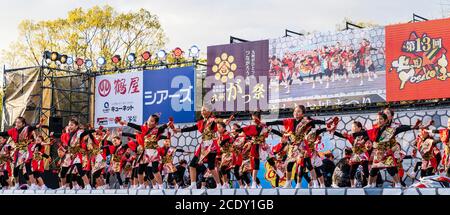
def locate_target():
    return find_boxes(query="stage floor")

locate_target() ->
[0,188,449,195]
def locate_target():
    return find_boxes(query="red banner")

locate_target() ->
[386,18,450,101]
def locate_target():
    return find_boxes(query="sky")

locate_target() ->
[0,0,449,68]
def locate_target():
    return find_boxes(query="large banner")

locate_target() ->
[95,71,143,128]
[143,67,196,124]
[386,18,450,101]
[268,27,386,109]
[205,40,269,112]
[94,67,195,127]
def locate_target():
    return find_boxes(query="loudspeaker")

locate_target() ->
[49,116,63,137]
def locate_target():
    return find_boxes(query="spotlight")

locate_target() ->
[141,51,151,61]
[189,45,200,58]
[97,57,106,66]
[66,57,73,65]
[111,55,121,64]
[43,51,51,60]
[60,55,68,64]
[127,53,136,62]
[85,59,93,69]
[51,52,59,61]
[157,50,166,61]
[173,47,183,59]
[75,58,84,67]
[49,62,57,69]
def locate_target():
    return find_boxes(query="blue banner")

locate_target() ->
[143,66,196,124]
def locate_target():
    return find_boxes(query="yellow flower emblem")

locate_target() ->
[212,52,237,83]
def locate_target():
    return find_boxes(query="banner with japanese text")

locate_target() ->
[386,18,450,101]
[94,67,196,127]
[205,40,269,112]
[95,71,143,128]
[143,66,196,124]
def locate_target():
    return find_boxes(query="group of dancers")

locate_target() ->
[0,105,449,190]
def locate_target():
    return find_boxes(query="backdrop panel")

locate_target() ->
[94,67,196,127]
[386,18,450,102]
[206,40,269,112]
[2,68,41,130]
[94,71,143,127]
[143,66,196,124]
[268,27,386,109]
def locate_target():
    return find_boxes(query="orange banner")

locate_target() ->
[386,18,450,102]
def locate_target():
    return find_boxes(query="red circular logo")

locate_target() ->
[98,79,111,97]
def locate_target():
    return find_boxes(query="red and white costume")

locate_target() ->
[238,123,270,170]
[30,142,46,173]
[180,117,219,162]
[437,128,449,173]
[217,132,234,170]
[232,133,247,169]
[60,129,90,174]
[416,133,439,171]
[7,126,34,168]
[158,146,178,174]
[0,143,12,178]
[130,123,168,165]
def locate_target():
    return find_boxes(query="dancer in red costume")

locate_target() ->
[0,117,45,189]
[330,121,370,187]
[173,105,233,189]
[352,113,421,188]
[428,118,450,177]
[59,118,95,190]
[265,105,337,188]
[232,110,270,188]
[118,113,171,190]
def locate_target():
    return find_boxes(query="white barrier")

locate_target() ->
[0,188,448,195]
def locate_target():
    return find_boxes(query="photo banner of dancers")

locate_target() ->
[95,66,196,127]
[386,17,450,102]
[205,40,270,112]
[206,28,387,110]
[268,27,386,109]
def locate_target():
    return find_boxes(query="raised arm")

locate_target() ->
[126,122,142,132]
[0,131,9,137]
[80,129,96,139]
[332,131,347,139]
[353,130,369,139]
[315,128,327,136]
[270,129,284,137]
[266,120,284,126]
[394,125,413,136]
[180,124,198,133]
[122,132,136,139]
[311,119,326,126]
[157,124,168,136]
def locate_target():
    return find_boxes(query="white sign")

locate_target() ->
[94,71,143,128]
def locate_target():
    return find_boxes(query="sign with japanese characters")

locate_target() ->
[386,18,450,101]
[268,27,386,109]
[94,67,196,127]
[205,40,269,112]
[95,71,143,127]
[143,66,196,124]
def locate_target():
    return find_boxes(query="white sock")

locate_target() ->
[276,170,284,177]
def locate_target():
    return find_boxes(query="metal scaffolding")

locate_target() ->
[1,60,207,131]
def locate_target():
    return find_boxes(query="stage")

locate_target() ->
[0,188,449,195]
